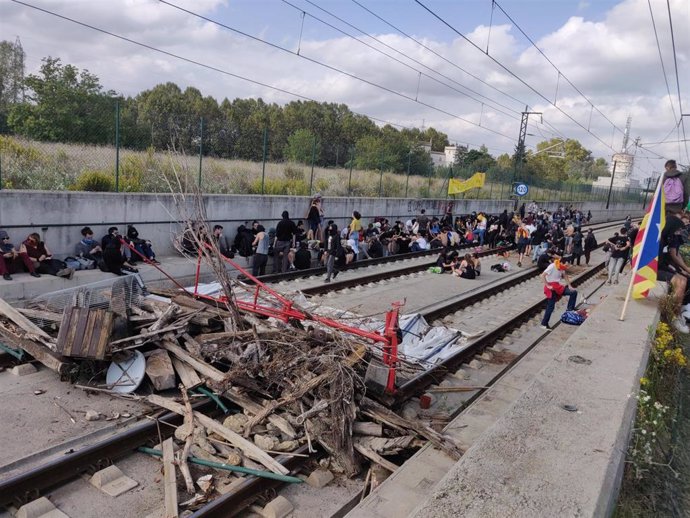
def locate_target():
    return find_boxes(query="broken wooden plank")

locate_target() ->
[171,356,202,389]
[158,340,227,383]
[17,307,62,324]
[0,297,53,342]
[181,333,203,358]
[353,443,399,473]
[148,304,181,333]
[0,329,71,374]
[223,389,297,439]
[162,437,179,518]
[352,422,383,437]
[146,395,289,476]
[55,307,114,359]
[178,386,195,494]
[361,397,463,460]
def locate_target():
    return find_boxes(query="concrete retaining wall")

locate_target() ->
[0,191,643,257]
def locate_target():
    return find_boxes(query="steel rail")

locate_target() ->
[248,218,630,285]
[301,246,512,296]
[393,260,607,404]
[190,445,314,518]
[0,400,216,508]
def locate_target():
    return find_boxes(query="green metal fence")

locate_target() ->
[0,101,649,205]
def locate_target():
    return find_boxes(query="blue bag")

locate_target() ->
[560,310,585,325]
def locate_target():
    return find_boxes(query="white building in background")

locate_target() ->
[420,143,461,168]
[592,117,641,190]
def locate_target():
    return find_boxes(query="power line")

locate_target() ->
[350,0,526,107]
[10,0,517,156]
[157,0,516,142]
[291,0,522,122]
[413,0,620,154]
[492,0,624,136]
[647,0,678,125]
[665,0,690,163]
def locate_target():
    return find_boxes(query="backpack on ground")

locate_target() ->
[664,176,684,204]
[561,310,586,325]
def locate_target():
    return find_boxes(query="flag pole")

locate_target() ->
[619,175,664,321]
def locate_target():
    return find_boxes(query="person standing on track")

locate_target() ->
[540,258,577,330]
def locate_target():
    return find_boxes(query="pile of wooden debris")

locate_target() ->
[0,277,461,510]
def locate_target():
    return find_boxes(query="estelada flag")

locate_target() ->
[448,172,485,195]
[631,177,666,299]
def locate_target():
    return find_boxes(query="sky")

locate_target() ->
[1,0,688,179]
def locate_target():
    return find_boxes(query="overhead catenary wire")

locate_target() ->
[492,0,625,136]
[10,0,517,155]
[292,0,523,121]
[156,0,517,142]
[664,0,689,163]
[413,0,621,154]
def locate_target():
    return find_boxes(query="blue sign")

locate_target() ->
[515,183,529,197]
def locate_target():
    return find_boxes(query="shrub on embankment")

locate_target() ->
[615,296,690,516]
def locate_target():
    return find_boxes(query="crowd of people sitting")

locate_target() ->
[0,196,602,288]
[0,224,157,281]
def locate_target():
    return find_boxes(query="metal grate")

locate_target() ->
[28,274,149,317]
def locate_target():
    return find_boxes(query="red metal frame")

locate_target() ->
[121,238,403,394]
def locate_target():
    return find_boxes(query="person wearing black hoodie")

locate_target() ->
[126,225,158,264]
[324,223,341,282]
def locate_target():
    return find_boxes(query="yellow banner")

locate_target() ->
[448,172,485,195]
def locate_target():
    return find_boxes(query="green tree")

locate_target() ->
[284,129,319,164]
[8,57,113,143]
[0,39,25,132]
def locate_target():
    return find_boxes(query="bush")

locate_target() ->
[283,165,306,182]
[71,170,114,192]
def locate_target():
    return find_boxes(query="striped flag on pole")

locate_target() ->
[631,177,666,299]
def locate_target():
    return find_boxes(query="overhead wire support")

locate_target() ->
[350,0,526,107]
[157,0,518,141]
[293,0,521,121]
[413,0,620,153]
[492,0,625,136]
[665,0,689,162]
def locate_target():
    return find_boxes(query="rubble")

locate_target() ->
[0,211,463,516]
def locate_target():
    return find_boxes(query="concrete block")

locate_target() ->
[468,359,482,370]
[90,465,139,497]
[145,349,176,391]
[262,495,294,518]
[305,468,334,488]
[16,497,70,518]
[85,410,100,421]
[11,363,38,376]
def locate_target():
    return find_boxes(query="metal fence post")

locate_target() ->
[606,160,618,209]
[348,147,354,195]
[309,135,316,195]
[405,151,411,198]
[379,152,384,197]
[261,127,268,195]
[0,149,3,191]
[115,100,120,193]
[198,117,204,189]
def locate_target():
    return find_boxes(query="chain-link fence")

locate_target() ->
[0,100,650,205]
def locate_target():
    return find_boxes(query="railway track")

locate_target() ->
[0,219,634,517]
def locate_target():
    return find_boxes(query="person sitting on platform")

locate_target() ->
[126,225,158,264]
[22,233,73,279]
[0,230,40,280]
[294,241,312,270]
[102,227,138,276]
[75,227,103,262]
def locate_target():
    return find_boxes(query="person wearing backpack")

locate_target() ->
[663,159,686,213]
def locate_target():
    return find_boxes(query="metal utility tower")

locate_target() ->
[620,115,632,153]
[513,106,542,184]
